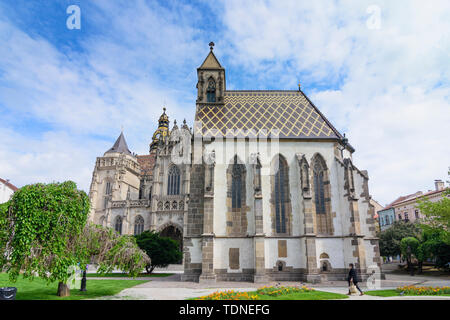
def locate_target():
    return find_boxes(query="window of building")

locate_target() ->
[134,215,144,235]
[105,181,111,195]
[206,78,216,102]
[404,212,409,222]
[274,157,288,234]
[313,166,326,214]
[167,165,181,195]
[398,213,402,220]
[415,210,419,219]
[115,216,123,235]
[231,163,244,209]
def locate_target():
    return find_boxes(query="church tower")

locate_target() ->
[196,42,225,105]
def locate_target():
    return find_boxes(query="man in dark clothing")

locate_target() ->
[347,263,364,295]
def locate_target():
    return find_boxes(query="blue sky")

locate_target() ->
[0,0,449,205]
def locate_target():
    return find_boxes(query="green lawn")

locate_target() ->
[365,289,450,297]
[86,272,173,278]
[0,273,148,300]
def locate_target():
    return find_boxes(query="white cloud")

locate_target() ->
[0,1,449,206]
[219,0,450,205]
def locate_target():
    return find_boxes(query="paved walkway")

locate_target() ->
[94,271,450,300]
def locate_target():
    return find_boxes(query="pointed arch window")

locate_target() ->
[134,215,144,235]
[167,165,181,195]
[206,78,216,102]
[232,161,245,209]
[274,156,289,234]
[114,216,123,235]
[314,164,326,214]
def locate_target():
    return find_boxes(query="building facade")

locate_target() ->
[88,44,383,283]
[378,180,449,231]
[182,45,382,283]
[88,111,192,250]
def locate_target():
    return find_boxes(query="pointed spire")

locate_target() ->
[182,118,189,130]
[105,131,132,155]
[199,42,223,69]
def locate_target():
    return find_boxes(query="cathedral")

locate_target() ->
[88,43,382,283]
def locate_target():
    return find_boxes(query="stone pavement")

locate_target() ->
[93,271,450,300]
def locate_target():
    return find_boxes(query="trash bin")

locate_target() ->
[0,287,17,300]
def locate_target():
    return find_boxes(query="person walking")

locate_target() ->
[347,263,364,296]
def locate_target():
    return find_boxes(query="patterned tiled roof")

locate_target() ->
[195,90,342,139]
[137,154,156,176]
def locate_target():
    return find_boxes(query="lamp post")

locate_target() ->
[80,265,87,291]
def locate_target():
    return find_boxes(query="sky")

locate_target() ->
[0,0,449,206]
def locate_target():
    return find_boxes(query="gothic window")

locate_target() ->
[157,201,163,210]
[164,201,170,210]
[134,215,144,235]
[226,156,247,236]
[274,156,289,234]
[179,200,184,210]
[314,167,326,214]
[231,161,245,209]
[206,78,216,102]
[114,216,123,235]
[105,181,112,195]
[172,200,178,210]
[99,216,105,227]
[312,154,332,235]
[149,186,152,201]
[167,165,181,195]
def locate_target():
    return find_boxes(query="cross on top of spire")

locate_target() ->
[209,41,215,51]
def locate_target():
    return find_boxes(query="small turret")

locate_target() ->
[150,107,170,152]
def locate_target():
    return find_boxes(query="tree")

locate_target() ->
[417,228,450,271]
[400,237,420,274]
[0,181,150,297]
[0,182,90,297]
[416,187,450,243]
[135,230,182,273]
[378,221,420,258]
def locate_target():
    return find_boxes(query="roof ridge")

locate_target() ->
[0,178,18,191]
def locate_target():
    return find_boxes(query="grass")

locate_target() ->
[0,273,148,300]
[192,286,348,300]
[366,287,450,297]
[365,290,400,297]
[86,272,173,278]
[257,290,348,300]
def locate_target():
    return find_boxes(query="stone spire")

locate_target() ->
[105,131,132,155]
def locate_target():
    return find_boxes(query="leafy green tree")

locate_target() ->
[401,237,420,273]
[378,221,420,258]
[0,182,150,297]
[0,182,90,296]
[135,230,182,273]
[417,228,450,271]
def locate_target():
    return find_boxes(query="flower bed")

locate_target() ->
[195,285,315,300]
[396,285,450,295]
[196,290,259,300]
[256,285,314,296]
